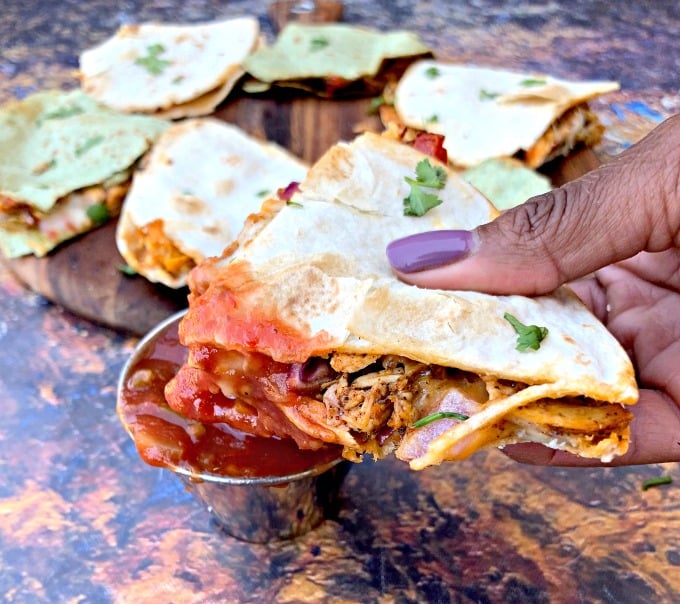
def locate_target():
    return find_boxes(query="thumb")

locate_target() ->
[386,114,680,295]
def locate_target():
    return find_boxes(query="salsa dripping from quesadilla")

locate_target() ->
[119,132,638,475]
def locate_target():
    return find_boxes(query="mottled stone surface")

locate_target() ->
[1,1,679,602]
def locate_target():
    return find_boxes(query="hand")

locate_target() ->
[386,113,680,466]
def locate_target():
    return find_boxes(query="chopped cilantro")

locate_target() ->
[413,411,469,428]
[42,105,85,121]
[256,189,270,197]
[367,95,391,115]
[426,114,439,123]
[479,89,500,101]
[425,66,441,79]
[172,75,185,84]
[86,203,110,225]
[642,476,672,491]
[403,158,447,217]
[117,263,138,276]
[135,43,172,75]
[503,312,549,351]
[75,135,104,157]
[519,77,547,87]
[286,200,303,208]
[310,37,330,51]
[406,158,447,189]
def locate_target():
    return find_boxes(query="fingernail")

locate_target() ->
[386,230,476,273]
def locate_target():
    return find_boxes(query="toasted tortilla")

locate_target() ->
[165,132,637,470]
[462,157,552,210]
[392,60,619,168]
[115,118,308,288]
[0,90,168,258]
[79,17,260,116]
[242,22,430,96]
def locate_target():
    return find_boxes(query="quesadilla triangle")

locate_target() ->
[78,17,260,117]
[0,90,168,258]
[116,118,309,288]
[164,132,638,470]
[242,22,431,97]
[390,60,619,168]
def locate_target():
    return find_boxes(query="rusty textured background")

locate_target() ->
[1,1,679,602]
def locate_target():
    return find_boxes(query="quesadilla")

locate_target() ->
[115,118,308,288]
[242,22,431,97]
[388,60,619,168]
[163,132,638,470]
[79,17,260,118]
[462,157,552,210]
[0,90,168,258]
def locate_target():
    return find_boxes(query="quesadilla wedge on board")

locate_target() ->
[242,22,431,97]
[0,90,168,258]
[116,118,309,288]
[387,60,619,168]
[165,132,637,470]
[79,17,260,118]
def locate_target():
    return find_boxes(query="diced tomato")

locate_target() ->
[413,132,448,164]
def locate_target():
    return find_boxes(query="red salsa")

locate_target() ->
[118,318,342,478]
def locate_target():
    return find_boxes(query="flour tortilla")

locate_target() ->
[79,17,260,116]
[0,89,168,258]
[116,118,309,288]
[175,132,637,469]
[393,60,619,168]
[462,157,552,210]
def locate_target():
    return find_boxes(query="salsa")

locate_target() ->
[118,317,342,478]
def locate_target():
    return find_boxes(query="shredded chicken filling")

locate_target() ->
[166,348,631,462]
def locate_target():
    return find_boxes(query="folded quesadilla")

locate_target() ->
[461,157,552,210]
[164,132,637,470]
[0,90,168,258]
[242,22,431,97]
[388,60,619,168]
[79,17,260,118]
[116,118,308,288]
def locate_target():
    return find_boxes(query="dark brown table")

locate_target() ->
[1,1,679,602]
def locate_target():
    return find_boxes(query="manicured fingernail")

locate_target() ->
[386,230,476,273]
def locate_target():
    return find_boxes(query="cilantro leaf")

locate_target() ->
[86,203,110,225]
[408,158,447,189]
[310,37,330,51]
[519,77,547,87]
[403,187,443,217]
[403,158,447,217]
[412,411,469,428]
[135,43,172,75]
[117,263,138,276]
[75,135,104,157]
[642,476,673,491]
[479,89,500,101]
[503,312,549,351]
[425,66,441,79]
[42,105,85,121]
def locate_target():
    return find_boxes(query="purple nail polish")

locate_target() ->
[386,230,476,273]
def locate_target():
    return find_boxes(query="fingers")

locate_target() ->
[386,114,680,295]
[503,389,680,466]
